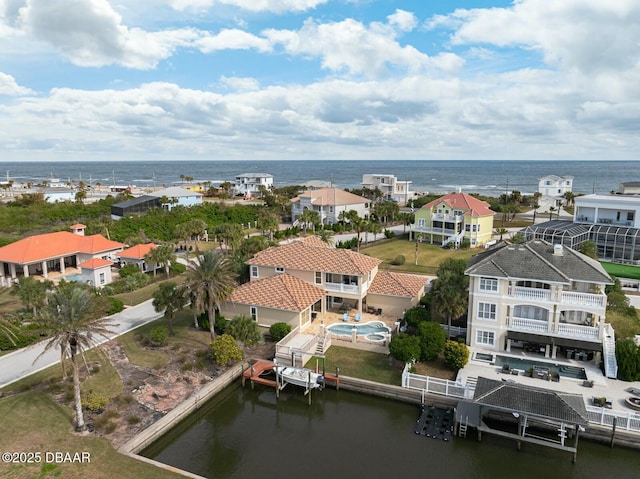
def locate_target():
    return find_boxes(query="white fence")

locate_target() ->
[401,363,472,400]
[586,405,640,433]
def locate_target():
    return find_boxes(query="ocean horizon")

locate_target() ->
[1,159,637,198]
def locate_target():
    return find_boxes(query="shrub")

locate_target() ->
[384,229,394,239]
[460,239,471,249]
[390,255,405,266]
[270,322,292,342]
[118,264,139,278]
[388,333,421,363]
[417,321,446,361]
[215,314,228,334]
[105,296,125,315]
[197,313,210,331]
[404,306,430,328]
[226,315,262,346]
[616,339,640,381]
[82,391,109,412]
[127,416,140,425]
[169,262,186,274]
[443,340,469,370]
[210,334,243,366]
[150,326,169,346]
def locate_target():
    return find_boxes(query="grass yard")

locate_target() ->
[305,345,403,385]
[602,262,640,281]
[0,287,22,315]
[361,239,476,275]
[113,273,186,306]
[0,392,182,479]
[605,310,640,340]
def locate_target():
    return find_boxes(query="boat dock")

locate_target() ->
[415,405,454,441]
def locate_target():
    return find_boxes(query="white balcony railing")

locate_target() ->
[325,282,359,294]
[557,323,600,339]
[561,291,606,308]
[432,214,462,222]
[511,286,552,302]
[508,316,549,333]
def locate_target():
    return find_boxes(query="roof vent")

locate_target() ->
[553,244,563,256]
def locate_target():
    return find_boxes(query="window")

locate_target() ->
[465,224,471,231]
[99,272,105,285]
[479,277,498,292]
[478,302,497,320]
[476,330,495,346]
[275,267,285,274]
[315,271,322,284]
[251,265,259,278]
[418,219,426,227]
[250,306,258,322]
[628,212,634,222]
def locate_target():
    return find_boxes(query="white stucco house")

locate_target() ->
[233,173,273,198]
[290,187,370,225]
[149,186,203,210]
[538,175,573,197]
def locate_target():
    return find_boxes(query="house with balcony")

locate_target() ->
[465,240,618,378]
[538,175,573,197]
[290,188,370,226]
[361,174,413,205]
[221,236,429,330]
[233,173,273,198]
[524,194,640,264]
[411,191,495,248]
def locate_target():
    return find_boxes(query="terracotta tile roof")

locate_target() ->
[78,258,113,269]
[117,243,157,260]
[71,223,86,229]
[291,187,369,206]
[369,270,430,297]
[228,273,326,311]
[422,192,495,217]
[246,238,381,275]
[0,232,125,264]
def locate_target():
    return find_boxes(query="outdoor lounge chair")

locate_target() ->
[343,313,349,322]
[355,313,361,322]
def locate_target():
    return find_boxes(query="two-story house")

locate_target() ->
[219,236,428,329]
[233,173,273,198]
[538,175,573,197]
[465,240,617,377]
[290,188,370,226]
[361,174,413,205]
[412,191,495,248]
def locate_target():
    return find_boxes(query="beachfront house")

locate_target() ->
[0,224,124,287]
[361,174,413,205]
[219,236,428,329]
[233,173,273,198]
[290,187,370,226]
[538,175,573,197]
[523,193,640,265]
[464,240,617,378]
[411,191,495,248]
[149,186,203,210]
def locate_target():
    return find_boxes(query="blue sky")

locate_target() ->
[1,0,639,162]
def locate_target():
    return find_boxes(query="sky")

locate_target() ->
[1,0,639,162]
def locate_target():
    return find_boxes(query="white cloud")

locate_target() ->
[386,9,418,33]
[0,72,33,95]
[219,76,260,91]
[196,29,272,53]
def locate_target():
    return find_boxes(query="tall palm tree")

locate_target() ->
[36,287,116,431]
[430,260,469,338]
[152,282,188,335]
[185,250,236,341]
[145,244,176,278]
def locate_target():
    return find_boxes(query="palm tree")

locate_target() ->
[431,271,468,338]
[12,276,52,316]
[152,282,188,335]
[494,228,508,241]
[185,250,236,341]
[532,203,540,222]
[549,206,556,220]
[36,287,116,431]
[145,244,176,278]
[298,208,320,235]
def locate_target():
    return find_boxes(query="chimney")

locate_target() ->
[553,244,563,256]
[70,224,86,236]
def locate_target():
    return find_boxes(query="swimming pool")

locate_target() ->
[495,356,587,380]
[61,273,84,283]
[326,321,391,342]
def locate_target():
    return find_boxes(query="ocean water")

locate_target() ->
[1,160,637,197]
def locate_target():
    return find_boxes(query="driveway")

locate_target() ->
[0,299,164,389]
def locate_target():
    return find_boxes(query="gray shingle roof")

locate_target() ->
[473,377,588,425]
[465,240,612,285]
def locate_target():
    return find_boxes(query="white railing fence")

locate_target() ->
[401,363,473,400]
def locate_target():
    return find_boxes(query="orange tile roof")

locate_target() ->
[228,273,326,311]
[291,187,369,206]
[117,243,157,260]
[78,258,113,269]
[246,238,381,275]
[369,270,430,297]
[421,192,495,217]
[0,232,125,264]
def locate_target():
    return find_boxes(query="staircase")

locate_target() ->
[315,334,329,355]
[441,231,465,248]
[603,323,618,379]
[465,376,477,399]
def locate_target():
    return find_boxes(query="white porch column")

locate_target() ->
[59,257,65,274]
[551,344,557,359]
[0,261,4,279]
[545,344,551,358]
[23,265,29,278]
[506,338,512,353]
[42,261,48,278]
[10,263,16,279]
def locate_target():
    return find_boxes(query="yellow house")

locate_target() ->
[412,191,495,247]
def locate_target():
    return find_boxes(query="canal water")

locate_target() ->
[143,383,640,479]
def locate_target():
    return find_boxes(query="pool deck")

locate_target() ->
[303,310,398,336]
[459,348,640,413]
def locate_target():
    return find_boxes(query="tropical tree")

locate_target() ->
[398,212,415,233]
[214,223,244,251]
[185,250,236,341]
[36,287,116,431]
[430,259,469,338]
[563,191,576,207]
[494,228,508,241]
[225,315,262,346]
[13,276,52,316]
[339,209,364,252]
[316,229,334,245]
[532,203,540,222]
[152,282,188,335]
[145,244,176,278]
[579,240,598,260]
[548,206,556,220]
[257,213,280,241]
[298,208,320,234]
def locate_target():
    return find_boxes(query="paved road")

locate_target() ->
[0,299,163,389]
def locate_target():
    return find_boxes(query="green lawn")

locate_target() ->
[305,346,402,385]
[0,392,182,479]
[602,262,640,281]
[361,239,476,275]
